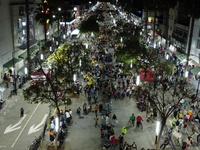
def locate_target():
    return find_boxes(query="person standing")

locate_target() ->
[49,129,55,144]
[132,142,137,150]
[3,73,9,88]
[160,137,169,149]
[20,107,24,117]
[65,110,71,124]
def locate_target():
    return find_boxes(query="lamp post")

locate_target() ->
[130,60,133,69]
[136,75,140,86]
[155,120,160,144]
[57,7,61,36]
[165,53,169,61]
[196,78,200,97]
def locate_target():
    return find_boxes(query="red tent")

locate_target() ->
[139,68,155,82]
[31,69,50,81]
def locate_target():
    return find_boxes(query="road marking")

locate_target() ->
[4,114,27,134]
[11,103,40,148]
[0,145,6,149]
[28,114,48,135]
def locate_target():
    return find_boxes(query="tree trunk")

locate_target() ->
[44,18,47,43]
[153,7,157,45]
[186,17,195,67]
[156,118,167,150]
[145,9,148,39]
[164,13,169,50]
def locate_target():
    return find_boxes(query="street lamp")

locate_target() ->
[120,37,123,43]
[136,75,140,86]
[73,74,76,82]
[40,54,44,60]
[24,67,28,75]
[196,78,200,97]
[155,120,160,144]
[79,59,82,67]
[85,43,88,49]
[185,71,189,78]
[166,53,169,61]
[130,60,133,69]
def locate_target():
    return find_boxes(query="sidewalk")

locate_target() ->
[0,81,15,113]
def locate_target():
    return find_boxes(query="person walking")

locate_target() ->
[99,103,103,113]
[197,133,200,145]
[191,123,197,135]
[183,121,188,134]
[76,107,81,116]
[94,104,99,116]
[160,137,169,149]
[20,107,24,117]
[112,114,118,126]
[130,113,135,126]
[121,126,127,135]
[94,115,99,127]
[136,114,143,128]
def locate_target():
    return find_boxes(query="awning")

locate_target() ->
[3,58,21,68]
[71,29,79,36]
[190,67,200,75]
[176,53,187,61]
[18,51,27,59]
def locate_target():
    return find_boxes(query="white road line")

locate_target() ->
[11,103,41,148]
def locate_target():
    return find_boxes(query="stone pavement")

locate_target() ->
[39,92,159,150]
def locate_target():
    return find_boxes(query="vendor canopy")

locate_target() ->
[31,69,50,81]
[71,29,79,36]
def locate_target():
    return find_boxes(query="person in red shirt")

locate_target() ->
[136,114,143,128]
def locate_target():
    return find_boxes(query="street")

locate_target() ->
[0,83,49,150]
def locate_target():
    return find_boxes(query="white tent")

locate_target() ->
[71,29,80,36]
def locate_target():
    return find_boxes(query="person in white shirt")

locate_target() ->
[65,110,71,124]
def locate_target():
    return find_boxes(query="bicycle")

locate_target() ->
[29,136,42,150]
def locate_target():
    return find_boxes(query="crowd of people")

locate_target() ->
[46,4,200,150]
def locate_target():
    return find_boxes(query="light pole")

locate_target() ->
[196,78,200,97]
[136,75,140,86]
[155,120,160,144]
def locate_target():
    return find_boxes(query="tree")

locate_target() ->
[79,15,100,33]
[23,42,91,149]
[113,21,146,72]
[142,78,194,149]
